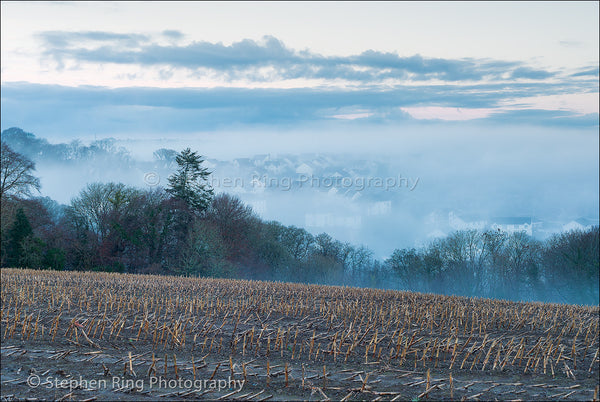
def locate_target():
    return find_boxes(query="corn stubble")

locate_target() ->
[1,268,598,401]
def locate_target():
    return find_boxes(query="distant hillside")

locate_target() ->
[1,127,131,164]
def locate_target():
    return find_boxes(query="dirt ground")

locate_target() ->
[2,336,598,401]
[1,269,599,401]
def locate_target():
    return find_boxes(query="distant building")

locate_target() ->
[367,201,392,216]
[295,163,313,176]
[305,213,361,229]
[448,212,487,231]
[490,217,533,236]
[562,218,599,232]
[426,229,447,239]
[447,212,534,236]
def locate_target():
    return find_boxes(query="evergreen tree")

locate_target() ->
[5,208,33,266]
[166,148,214,213]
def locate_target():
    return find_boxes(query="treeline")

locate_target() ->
[1,127,132,164]
[1,142,598,305]
[0,186,382,286]
[0,143,383,288]
[386,228,599,305]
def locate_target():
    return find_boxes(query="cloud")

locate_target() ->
[36,32,560,83]
[162,30,184,40]
[570,67,599,77]
[38,31,150,48]
[2,80,591,111]
[510,67,555,80]
[481,109,599,127]
[559,40,584,48]
[2,82,597,136]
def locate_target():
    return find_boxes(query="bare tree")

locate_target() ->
[386,248,423,290]
[153,148,178,169]
[544,227,599,304]
[206,193,256,260]
[0,143,41,199]
[280,225,314,260]
[68,182,138,239]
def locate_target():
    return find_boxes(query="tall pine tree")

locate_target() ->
[166,148,214,213]
[5,208,33,267]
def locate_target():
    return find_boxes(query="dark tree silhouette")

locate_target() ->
[5,208,33,267]
[0,143,41,199]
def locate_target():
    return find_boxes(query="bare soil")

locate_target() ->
[1,269,598,401]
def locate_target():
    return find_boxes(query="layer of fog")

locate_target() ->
[24,121,600,257]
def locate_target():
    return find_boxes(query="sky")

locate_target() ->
[1,1,598,134]
[1,1,599,252]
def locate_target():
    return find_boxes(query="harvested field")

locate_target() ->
[1,268,599,401]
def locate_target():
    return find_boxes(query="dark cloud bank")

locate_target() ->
[36,31,564,83]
